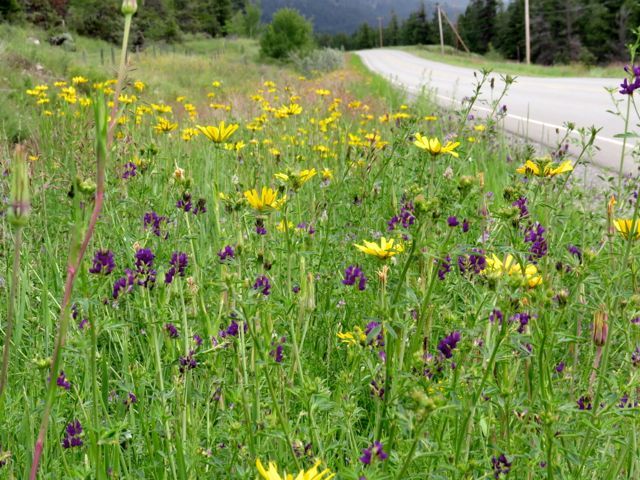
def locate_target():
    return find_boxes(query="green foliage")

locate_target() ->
[260,8,313,60]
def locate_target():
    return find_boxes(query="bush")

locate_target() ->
[290,48,344,77]
[260,8,313,60]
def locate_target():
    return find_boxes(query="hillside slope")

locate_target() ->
[261,0,468,34]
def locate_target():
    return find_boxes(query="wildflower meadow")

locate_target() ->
[3,4,640,480]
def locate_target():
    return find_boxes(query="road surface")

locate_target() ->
[357,49,637,175]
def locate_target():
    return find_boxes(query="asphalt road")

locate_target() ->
[357,49,637,175]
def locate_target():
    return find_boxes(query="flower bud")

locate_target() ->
[121,0,137,15]
[8,145,30,227]
[592,307,608,347]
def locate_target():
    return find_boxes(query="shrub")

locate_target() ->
[290,48,344,77]
[260,8,313,60]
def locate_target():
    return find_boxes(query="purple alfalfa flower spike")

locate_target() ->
[143,211,168,238]
[122,162,137,179]
[176,192,192,212]
[193,198,207,215]
[342,265,367,291]
[61,420,83,449]
[491,454,512,478]
[217,245,235,262]
[524,222,547,260]
[89,249,115,275]
[359,441,388,466]
[135,248,157,288]
[56,371,71,390]
[112,268,135,299]
[437,331,461,359]
[165,251,188,284]
[512,196,528,219]
[164,323,179,339]
[179,350,197,373]
[124,391,137,407]
[253,275,271,296]
[447,216,459,227]
[437,255,451,280]
[489,308,503,324]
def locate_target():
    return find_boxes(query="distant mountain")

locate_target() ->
[261,0,469,34]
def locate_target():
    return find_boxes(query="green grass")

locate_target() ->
[1,19,640,480]
[399,45,624,78]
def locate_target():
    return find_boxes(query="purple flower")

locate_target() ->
[135,248,157,288]
[193,334,203,347]
[255,219,267,235]
[437,255,452,280]
[342,265,367,291]
[176,192,192,212]
[447,216,459,227]
[568,244,582,262]
[510,312,531,334]
[555,362,565,373]
[122,162,137,179]
[489,308,504,324]
[270,336,286,363]
[620,65,640,95]
[179,350,197,373]
[165,251,188,284]
[124,392,137,406]
[359,441,388,465]
[364,321,384,348]
[56,371,71,390]
[143,211,168,238]
[388,202,416,230]
[437,331,461,359]
[217,245,235,262]
[89,249,115,275]
[512,196,528,219]
[165,323,179,338]
[462,218,469,233]
[0,444,6,468]
[491,454,512,478]
[457,249,486,276]
[253,275,271,296]
[524,222,547,260]
[632,347,640,368]
[62,420,83,449]
[577,395,592,410]
[112,269,135,299]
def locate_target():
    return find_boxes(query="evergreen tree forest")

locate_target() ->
[0,0,260,45]
[319,0,640,65]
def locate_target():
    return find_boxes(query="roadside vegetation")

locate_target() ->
[2,4,640,480]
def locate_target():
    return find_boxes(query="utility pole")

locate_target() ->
[378,16,383,48]
[440,8,470,53]
[437,3,444,55]
[525,0,531,64]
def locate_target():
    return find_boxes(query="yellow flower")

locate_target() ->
[224,140,246,151]
[181,127,200,142]
[153,117,178,134]
[473,124,486,132]
[211,80,222,88]
[354,237,403,259]
[71,76,88,85]
[315,89,331,96]
[244,187,287,212]
[424,115,438,121]
[321,168,333,181]
[337,327,366,346]
[276,220,295,232]
[134,80,145,92]
[197,121,239,143]
[256,459,334,480]
[614,219,640,240]
[516,158,573,177]
[118,94,137,104]
[484,254,542,288]
[274,169,317,189]
[413,133,460,158]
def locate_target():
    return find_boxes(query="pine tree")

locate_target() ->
[385,10,400,46]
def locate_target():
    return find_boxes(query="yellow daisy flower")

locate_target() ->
[413,133,460,158]
[614,219,640,240]
[256,459,334,480]
[244,187,287,212]
[516,159,573,177]
[197,121,239,143]
[354,237,403,259]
